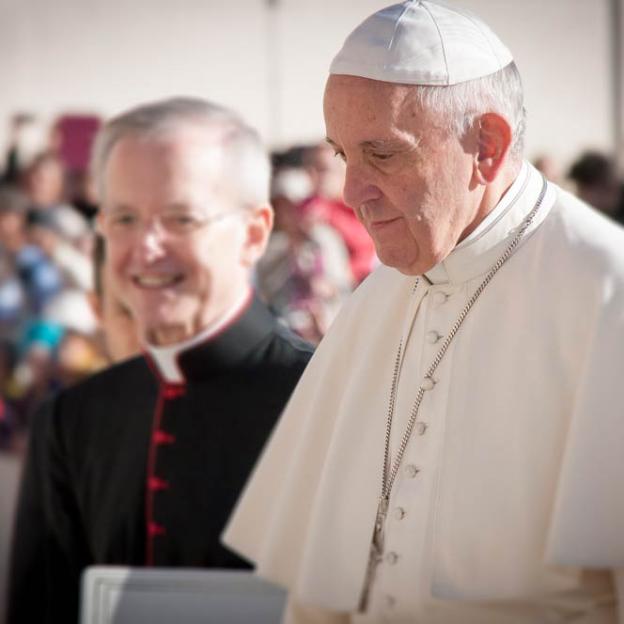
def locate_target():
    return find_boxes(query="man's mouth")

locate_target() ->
[132,274,184,289]
[370,216,402,230]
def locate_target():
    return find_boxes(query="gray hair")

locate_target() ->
[411,62,526,161]
[91,96,271,206]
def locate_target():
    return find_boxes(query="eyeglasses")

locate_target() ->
[101,208,243,240]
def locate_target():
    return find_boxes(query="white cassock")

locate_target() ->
[223,162,624,623]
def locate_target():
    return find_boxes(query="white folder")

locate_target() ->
[80,566,286,624]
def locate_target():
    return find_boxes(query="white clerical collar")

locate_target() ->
[145,288,252,384]
[424,161,556,285]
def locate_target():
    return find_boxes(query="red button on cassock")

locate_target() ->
[148,522,166,537]
[153,430,176,445]
[162,385,186,400]
[148,476,169,491]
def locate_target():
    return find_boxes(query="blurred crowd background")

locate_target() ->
[0,111,623,455]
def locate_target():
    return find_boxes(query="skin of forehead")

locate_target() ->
[102,128,232,210]
[325,74,449,148]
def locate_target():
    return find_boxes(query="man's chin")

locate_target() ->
[136,310,197,346]
[143,322,196,347]
[376,249,429,277]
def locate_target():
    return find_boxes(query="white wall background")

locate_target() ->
[0,0,616,171]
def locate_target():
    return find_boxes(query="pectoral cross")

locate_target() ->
[359,495,389,611]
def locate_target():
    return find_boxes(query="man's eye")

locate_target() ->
[112,214,136,226]
[174,215,195,224]
[333,150,346,162]
[371,152,393,162]
[165,214,201,231]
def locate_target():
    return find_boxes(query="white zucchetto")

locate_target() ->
[329,0,513,86]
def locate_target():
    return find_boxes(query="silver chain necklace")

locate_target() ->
[360,175,548,610]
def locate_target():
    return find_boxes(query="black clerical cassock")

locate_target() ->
[7,297,313,623]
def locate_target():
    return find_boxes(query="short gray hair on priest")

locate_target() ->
[410,62,526,161]
[91,96,271,207]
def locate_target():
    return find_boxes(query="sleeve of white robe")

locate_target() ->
[545,274,624,569]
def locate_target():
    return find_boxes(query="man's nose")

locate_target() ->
[342,164,382,211]
[137,220,167,261]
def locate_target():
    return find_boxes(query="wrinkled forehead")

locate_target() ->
[324,75,412,117]
[324,74,434,144]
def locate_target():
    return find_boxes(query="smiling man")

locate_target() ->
[7,97,313,624]
[224,2,624,623]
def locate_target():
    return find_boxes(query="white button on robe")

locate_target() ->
[432,291,448,305]
[426,330,441,344]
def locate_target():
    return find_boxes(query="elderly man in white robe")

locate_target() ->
[224,1,624,622]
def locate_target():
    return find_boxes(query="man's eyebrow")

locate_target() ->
[361,138,415,151]
[164,202,195,212]
[107,203,133,213]
[325,136,420,151]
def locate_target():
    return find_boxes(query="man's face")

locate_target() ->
[0,212,24,247]
[324,75,480,276]
[99,129,268,345]
[27,158,65,207]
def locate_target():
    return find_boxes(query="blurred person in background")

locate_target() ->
[568,151,624,225]
[89,234,141,363]
[7,96,313,624]
[302,142,376,283]
[0,186,30,340]
[0,340,18,451]
[0,336,22,619]
[257,166,352,343]
[0,184,64,339]
[66,168,99,222]
[0,185,73,452]
[21,153,65,210]
[25,208,93,291]
[8,321,64,451]
[533,153,563,185]
[21,152,91,248]
[1,115,34,185]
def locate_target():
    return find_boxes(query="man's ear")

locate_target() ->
[241,204,274,267]
[473,113,512,184]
